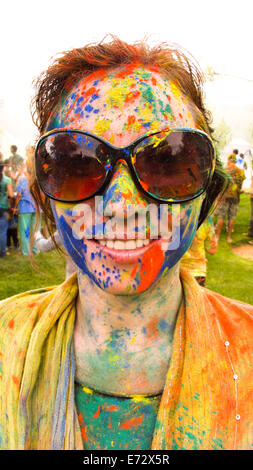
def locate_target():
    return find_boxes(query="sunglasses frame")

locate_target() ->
[35,127,215,205]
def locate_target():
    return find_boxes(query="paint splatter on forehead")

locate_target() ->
[48,63,200,145]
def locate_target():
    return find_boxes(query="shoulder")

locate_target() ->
[202,287,253,340]
[0,285,63,346]
[203,287,253,317]
[0,287,56,332]
[0,274,78,342]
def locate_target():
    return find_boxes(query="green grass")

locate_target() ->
[206,193,253,304]
[0,249,65,300]
[0,193,252,304]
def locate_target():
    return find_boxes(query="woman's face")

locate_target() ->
[48,64,204,294]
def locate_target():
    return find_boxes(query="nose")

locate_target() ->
[102,160,147,212]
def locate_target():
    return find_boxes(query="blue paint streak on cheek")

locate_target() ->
[51,203,95,281]
[161,209,199,272]
[58,215,91,275]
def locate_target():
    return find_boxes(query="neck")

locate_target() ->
[74,263,183,395]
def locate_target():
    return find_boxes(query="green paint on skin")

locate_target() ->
[158,99,173,119]
[135,69,153,80]
[139,83,158,111]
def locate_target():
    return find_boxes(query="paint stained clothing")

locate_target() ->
[215,197,239,221]
[223,163,245,201]
[180,216,215,277]
[18,212,39,256]
[75,382,161,450]
[0,269,252,450]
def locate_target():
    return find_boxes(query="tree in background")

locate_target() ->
[212,118,232,157]
[248,124,253,144]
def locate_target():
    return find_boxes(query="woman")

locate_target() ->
[0,38,252,450]
[0,162,13,256]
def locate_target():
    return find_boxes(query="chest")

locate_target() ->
[75,382,161,450]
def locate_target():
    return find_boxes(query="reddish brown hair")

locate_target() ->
[32,36,212,134]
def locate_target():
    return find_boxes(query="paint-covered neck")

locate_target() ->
[73,262,183,395]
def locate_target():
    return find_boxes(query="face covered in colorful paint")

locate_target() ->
[48,64,204,294]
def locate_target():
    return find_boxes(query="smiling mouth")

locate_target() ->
[84,237,171,263]
[96,239,152,250]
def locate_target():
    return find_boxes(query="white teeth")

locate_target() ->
[97,239,152,250]
[114,240,126,250]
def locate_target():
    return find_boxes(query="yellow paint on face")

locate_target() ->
[94,119,111,136]
[129,336,137,344]
[106,76,137,109]
[170,82,183,102]
[49,64,200,148]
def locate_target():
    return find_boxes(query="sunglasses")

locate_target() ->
[35,128,215,204]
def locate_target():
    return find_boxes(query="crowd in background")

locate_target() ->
[0,144,252,284]
[181,148,253,285]
[0,144,76,278]
[0,144,38,257]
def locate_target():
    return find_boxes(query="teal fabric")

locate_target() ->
[75,382,161,450]
[18,212,39,255]
[0,176,11,209]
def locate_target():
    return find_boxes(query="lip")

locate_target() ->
[85,238,165,264]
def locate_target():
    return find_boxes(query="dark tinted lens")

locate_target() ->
[133,131,213,200]
[36,132,110,201]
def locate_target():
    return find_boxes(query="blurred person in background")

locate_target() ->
[4,158,22,250]
[180,215,217,286]
[215,153,245,243]
[6,194,19,250]
[236,153,247,171]
[0,162,13,256]
[244,175,253,244]
[9,144,23,171]
[13,161,39,256]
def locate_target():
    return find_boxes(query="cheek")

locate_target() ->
[51,202,93,276]
[162,199,202,270]
[146,198,202,284]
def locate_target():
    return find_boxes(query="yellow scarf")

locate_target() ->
[0,270,252,449]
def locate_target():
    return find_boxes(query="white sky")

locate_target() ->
[0,0,253,153]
